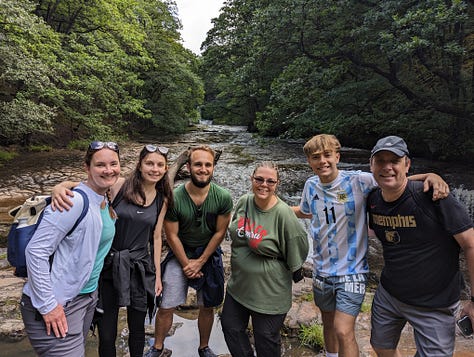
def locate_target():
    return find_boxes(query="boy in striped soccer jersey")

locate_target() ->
[293,134,448,357]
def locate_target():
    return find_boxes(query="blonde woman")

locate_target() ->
[221,161,309,357]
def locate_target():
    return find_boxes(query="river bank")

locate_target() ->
[0,244,321,356]
[1,246,473,356]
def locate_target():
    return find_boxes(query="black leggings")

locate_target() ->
[97,279,147,357]
[221,292,286,357]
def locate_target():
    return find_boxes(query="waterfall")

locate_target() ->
[453,186,474,221]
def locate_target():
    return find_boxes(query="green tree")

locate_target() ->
[139,0,204,134]
[33,0,151,140]
[201,0,275,130]
[1,0,203,147]
[201,0,474,160]
[0,0,60,144]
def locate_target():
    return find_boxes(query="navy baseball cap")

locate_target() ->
[371,136,409,158]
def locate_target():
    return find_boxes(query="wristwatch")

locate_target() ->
[471,296,474,302]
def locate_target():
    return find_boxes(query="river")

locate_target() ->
[1,123,473,217]
[0,123,473,356]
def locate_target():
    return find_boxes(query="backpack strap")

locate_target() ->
[66,188,89,236]
[245,195,285,262]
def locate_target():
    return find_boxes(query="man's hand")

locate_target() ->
[42,304,68,338]
[183,259,204,279]
[423,173,450,200]
[460,300,474,335]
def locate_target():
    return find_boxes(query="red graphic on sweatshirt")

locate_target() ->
[237,216,267,249]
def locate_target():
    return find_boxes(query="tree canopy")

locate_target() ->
[200,0,474,160]
[0,0,203,146]
[2,0,473,161]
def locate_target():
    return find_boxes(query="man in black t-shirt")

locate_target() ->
[367,136,474,356]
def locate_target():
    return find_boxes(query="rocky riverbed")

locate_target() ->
[1,243,473,356]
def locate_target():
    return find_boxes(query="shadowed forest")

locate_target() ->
[1,0,473,161]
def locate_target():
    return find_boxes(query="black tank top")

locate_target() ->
[112,188,164,253]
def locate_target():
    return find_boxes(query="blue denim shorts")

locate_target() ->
[312,273,367,316]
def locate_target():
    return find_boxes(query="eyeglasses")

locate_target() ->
[145,144,169,156]
[89,141,119,153]
[196,206,203,227]
[252,176,278,186]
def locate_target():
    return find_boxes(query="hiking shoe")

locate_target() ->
[143,346,172,357]
[198,346,217,357]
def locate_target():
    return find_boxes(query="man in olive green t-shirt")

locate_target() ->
[145,145,233,357]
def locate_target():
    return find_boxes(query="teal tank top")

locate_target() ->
[81,204,116,293]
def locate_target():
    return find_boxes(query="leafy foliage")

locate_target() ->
[0,0,203,146]
[140,0,204,133]
[298,322,324,350]
[0,0,60,144]
[200,0,474,160]
[3,0,473,160]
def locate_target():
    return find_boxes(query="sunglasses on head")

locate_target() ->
[145,144,169,156]
[89,141,119,153]
[252,176,278,186]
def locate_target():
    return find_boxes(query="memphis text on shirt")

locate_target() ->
[371,213,416,229]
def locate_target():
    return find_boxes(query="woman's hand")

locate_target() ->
[42,304,68,338]
[155,276,163,296]
[51,183,75,212]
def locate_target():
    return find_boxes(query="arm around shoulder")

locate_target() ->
[407,173,449,200]
[51,180,80,211]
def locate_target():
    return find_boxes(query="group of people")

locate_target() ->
[18,134,474,357]
[293,134,474,357]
